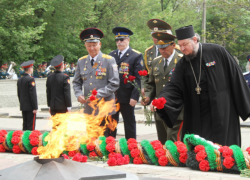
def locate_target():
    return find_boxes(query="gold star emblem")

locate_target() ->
[153,20,157,23]
[158,40,164,45]
[157,33,161,37]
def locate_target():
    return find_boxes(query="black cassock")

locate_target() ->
[157,43,250,146]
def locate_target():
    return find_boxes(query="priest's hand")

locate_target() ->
[140,96,150,106]
[141,88,145,96]
[33,110,38,114]
[129,99,137,107]
[78,95,86,104]
[150,103,157,112]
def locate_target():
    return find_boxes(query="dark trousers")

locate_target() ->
[112,103,136,139]
[50,109,67,116]
[22,111,36,131]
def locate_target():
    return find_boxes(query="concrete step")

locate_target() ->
[0,113,9,117]
[10,114,51,119]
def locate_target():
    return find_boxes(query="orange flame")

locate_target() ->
[37,98,117,159]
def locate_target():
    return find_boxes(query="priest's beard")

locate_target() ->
[184,44,198,62]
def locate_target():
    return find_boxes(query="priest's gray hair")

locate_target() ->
[195,33,200,42]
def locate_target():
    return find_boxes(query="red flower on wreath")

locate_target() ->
[106,136,116,144]
[130,149,140,158]
[158,156,168,166]
[155,149,166,158]
[89,151,97,157]
[108,152,117,159]
[30,137,39,146]
[196,150,207,162]
[68,150,77,157]
[246,147,250,155]
[87,144,96,152]
[116,157,125,165]
[124,155,130,164]
[107,157,117,166]
[72,153,88,162]
[92,89,98,96]
[151,140,162,150]
[127,138,137,144]
[152,97,166,109]
[133,157,143,164]
[222,148,233,158]
[11,136,20,145]
[0,136,5,143]
[115,153,123,159]
[13,130,23,137]
[31,147,39,155]
[128,75,136,82]
[0,130,7,136]
[62,154,70,159]
[138,70,148,76]
[219,146,230,153]
[128,143,138,151]
[179,152,188,164]
[194,145,205,153]
[199,160,210,171]
[106,143,115,153]
[223,156,235,169]
[12,145,21,154]
[177,145,187,154]
[0,144,6,152]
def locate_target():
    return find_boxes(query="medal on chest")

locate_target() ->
[119,62,129,74]
[95,64,106,79]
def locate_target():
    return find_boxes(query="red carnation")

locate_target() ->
[199,160,210,171]
[133,157,143,164]
[107,157,117,166]
[138,70,143,76]
[194,145,205,153]
[89,151,97,157]
[246,147,250,155]
[115,153,123,159]
[219,146,230,153]
[106,136,116,144]
[124,155,130,164]
[138,70,148,76]
[106,143,115,153]
[222,148,233,158]
[128,75,136,82]
[223,156,235,169]
[31,147,39,155]
[179,152,188,164]
[130,149,140,158]
[127,138,137,144]
[62,154,70,159]
[196,150,207,162]
[30,137,39,146]
[108,152,117,159]
[89,95,96,101]
[151,140,162,150]
[128,143,138,151]
[68,150,77,157]
[12,145,21,154]
[0,136,5,143]
[92,89,98,96]
[116,157,125,165]
[11,136,20,145]
[177,145,187,154]
[72,153,87,162]
[0,130,7,136]
[155,149,166,158]
[13,130,23,137]
[158,156,168,166]
[87,144,96,152]
[124,79,128,84]
[122,74,127,79]
[157,97,167,109]
[152,99,159,107]
[81,155,88,162]
[0,144,6,152]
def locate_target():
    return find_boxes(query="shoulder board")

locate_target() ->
[178,54,183,57]
[145,45,154,52]
[132,49,141,54]
[64,73,69,76]
[153,55,162,61]
[79,55,88,61]
[110,50,116,53]
[102,54,112,59]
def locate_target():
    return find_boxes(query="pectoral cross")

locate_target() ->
[195,86,201,94]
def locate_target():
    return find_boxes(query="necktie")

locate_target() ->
[164,59,168,71]
[91,59,94,66]
[119,52,122,59]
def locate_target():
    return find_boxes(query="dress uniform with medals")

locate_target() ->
[46,55,72,116]
[109,27,143,139]
[69,63,75,77]
[73,28,119,128]
[0,63,9,79]
[145,31,184,144]
[17,60,38,130]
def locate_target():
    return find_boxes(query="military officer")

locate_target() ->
[69,62,75,77]
[0,63,9,79]
[41,62,49,78]
[17,60,38,130]
[142,19,181,96]
[33,64,42,78]
[141,31,184,144]
[73,28,119,135]
[18,63,25,78]
[109,27,143,139]
[46,55,72,116]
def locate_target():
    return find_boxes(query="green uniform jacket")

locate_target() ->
[145,50,184,120]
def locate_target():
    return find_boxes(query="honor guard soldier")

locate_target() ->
[18,63,25,78]
[0,63,9,79]
[243,55,250,89]
[17,60,38,130]
[34,64,42,78]
[73,28,119,135]
[141,30,184,144]
[109,27,143,139]
[46,55,72,116]
[142,19,181,96]
[69,62,75,77]
[41,62,49,78]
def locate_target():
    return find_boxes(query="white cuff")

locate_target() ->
[67,107,71,110]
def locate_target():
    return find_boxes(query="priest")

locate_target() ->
[156,25,250,146]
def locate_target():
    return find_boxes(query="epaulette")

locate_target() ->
[132,49,141,54]
[64,73,69,76]
[153,55,162,61]
[175,44,181,51]
[145,45,154,52]
[79,55,88,61]
[178,54,183,57]
[102,54,112,59]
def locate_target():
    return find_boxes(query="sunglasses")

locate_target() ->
[115,38,127,42]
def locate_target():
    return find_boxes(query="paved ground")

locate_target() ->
[0,79,250,179]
